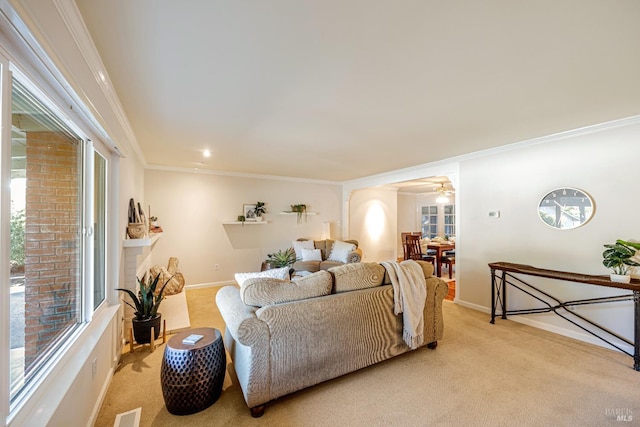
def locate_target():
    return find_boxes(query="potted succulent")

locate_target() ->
[264,247,298,269]
[602,239,640,283]
[254,202,267,222]
[116,273,172,343]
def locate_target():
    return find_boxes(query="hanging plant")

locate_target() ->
[290,204,307,224]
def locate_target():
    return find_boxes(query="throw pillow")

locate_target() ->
[327,240,356,263]
[234,266,290,287]
[292,239,315,259]
[301,248,322,261]
[241,270,333,307]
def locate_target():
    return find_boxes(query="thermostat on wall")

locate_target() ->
[488,211,500,218]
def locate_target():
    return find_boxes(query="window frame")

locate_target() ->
[421,205,438,239]
[2,48,113,422]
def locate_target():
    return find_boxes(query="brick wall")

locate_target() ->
[24,131,81,372]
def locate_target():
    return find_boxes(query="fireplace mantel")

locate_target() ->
[121,232,190,343]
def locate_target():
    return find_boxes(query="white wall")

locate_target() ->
[144,169,342,284]
[458,119,640,352]
[349,187,398,262]
[397,192,419,255]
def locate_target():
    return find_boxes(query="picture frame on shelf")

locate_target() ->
[243,204,257,221]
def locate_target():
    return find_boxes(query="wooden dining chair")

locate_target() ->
[405,235,435,266]
[441,252,455,279]
[401,232,423,260]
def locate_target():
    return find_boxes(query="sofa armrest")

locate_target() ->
[346,247,363,264]
[215,286,269,346]
[423,276,448,343]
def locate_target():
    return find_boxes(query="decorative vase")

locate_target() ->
[127,222,146,239]
[132,315,162,344]
[610,274,631,284]
[255,216,263,222]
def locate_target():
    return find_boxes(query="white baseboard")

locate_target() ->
[452,299,633,355]
[185,280,235,290]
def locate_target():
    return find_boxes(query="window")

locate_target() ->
[421,205,438,239]
[444,204,456,238]
[6,73,108,409]
[93,151,107,310]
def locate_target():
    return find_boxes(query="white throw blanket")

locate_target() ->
[380,260,427,349]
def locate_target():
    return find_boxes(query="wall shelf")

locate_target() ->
[122,231,163,248]
[222,221,269,225]
[279,211,318,215]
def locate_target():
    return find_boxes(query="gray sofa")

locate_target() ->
[216,260,448,417]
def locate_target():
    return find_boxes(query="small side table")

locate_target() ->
[161,328,226,415]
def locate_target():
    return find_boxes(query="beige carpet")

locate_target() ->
[95,287,639,426]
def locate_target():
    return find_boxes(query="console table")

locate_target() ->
[489,262,640,371]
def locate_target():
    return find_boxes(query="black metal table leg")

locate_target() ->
[490,268,496,324]
[500,270,507,319]
[634,290,640,371]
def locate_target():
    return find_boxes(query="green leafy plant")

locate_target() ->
[265,247,297,268]
[254,201,267,217]
[602,240,640,275]
[116,273,172,320]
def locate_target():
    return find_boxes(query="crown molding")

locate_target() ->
[342,114,640,193]
[50,0,142,160]
[145,163,342,186]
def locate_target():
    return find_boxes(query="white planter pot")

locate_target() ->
[255,216,263,222]
[610,274,631,284]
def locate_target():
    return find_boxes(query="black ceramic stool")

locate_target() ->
[161,327,226,415]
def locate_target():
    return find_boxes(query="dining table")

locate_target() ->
[424,242,455,278]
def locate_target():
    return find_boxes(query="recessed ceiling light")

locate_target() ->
[203,149,211,158]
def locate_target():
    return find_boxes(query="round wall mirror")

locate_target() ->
[538,187,594,230]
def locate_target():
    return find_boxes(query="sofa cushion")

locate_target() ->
[301,248,322,261]
[383,260,434,284]
[319,260,345,271]
[327,240,357,263]
[292,260,321,273]
[328,262,385,293]
[415,260,435,278]
[292,239,315,259]
[241,270,333,307]
[234,266,291,287]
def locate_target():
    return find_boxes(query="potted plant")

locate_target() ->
[116,273,172,343]
[265,247,298,269]
[602,240,640,283]
[254,202,267,222]
[237,215,245,226]
[290,204,307,224]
